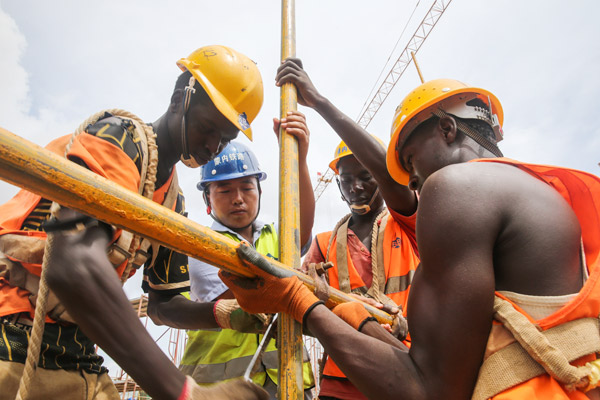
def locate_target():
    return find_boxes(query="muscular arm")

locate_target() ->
[298,145,315,247]
[275,58,417,216]
[304,166,500,399]
[46,224,184,400]
[274,111,315,247]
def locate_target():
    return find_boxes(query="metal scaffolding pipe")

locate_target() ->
[278,1,304,398]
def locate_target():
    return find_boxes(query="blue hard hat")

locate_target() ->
[197,141,267,190]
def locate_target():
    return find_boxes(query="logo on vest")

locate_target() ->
[391,237,402,248]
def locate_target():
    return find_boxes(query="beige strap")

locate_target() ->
[472,297,600,400]
[325,213,351,262]
[334,217,352,293]
[328,209,397,308]
[15,201,62,400]
[581,238,589,284]
[366,209,397,309]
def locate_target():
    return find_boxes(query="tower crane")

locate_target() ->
[313,0,453,201]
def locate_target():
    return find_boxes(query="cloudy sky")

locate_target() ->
[1,0,600,371]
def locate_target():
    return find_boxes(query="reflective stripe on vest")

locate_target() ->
[315,214,419,308]
[180,223,315,389]
[180,328,279,386]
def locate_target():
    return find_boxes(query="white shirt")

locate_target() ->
[189,219,311,303]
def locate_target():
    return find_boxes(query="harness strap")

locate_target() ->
[335,218,352,293]
[472,296,600,400]
[327,210,397,309]
[366,209,397,309]
[144,172,181,270]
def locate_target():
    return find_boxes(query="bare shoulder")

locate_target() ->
[416,162,528,247]
[419,161,583,295]
[419,163,511,213]
[420,161,540,210]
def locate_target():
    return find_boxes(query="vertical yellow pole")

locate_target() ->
[278,0,304,399]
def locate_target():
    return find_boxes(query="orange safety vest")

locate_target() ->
[0,133,176,322]
[316,212,419,380]
[474,158,600,399]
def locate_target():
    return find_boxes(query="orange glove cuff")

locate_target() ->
[332,302,376,331]
[286,276,323,323]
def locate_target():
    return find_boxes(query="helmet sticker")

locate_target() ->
[198,141,266,190]
[238,112,250,130]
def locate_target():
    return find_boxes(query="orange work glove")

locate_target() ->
[331,302,377,331]
[219,264,323,324]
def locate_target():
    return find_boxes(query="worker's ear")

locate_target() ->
[169,89,184,114]
[202,190,212,215]
[335,177,350,204]
[439,116,458,144]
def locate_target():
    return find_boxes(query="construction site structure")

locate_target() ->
[313,0,453,202]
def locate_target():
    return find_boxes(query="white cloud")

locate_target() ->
[0,8,28,127]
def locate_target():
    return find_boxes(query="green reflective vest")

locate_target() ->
[179,223,315,389]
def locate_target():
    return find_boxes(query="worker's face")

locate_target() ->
[207,176,260,230]
[399,119,452,193]
[184,99,240,166]
[337,156,383,214]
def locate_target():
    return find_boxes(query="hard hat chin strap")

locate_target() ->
[336,176,381,216]
[181,76,200,169]
[349,186,380,215]
[433,109,504,158]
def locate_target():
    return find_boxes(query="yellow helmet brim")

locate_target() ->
[177,57,254,140]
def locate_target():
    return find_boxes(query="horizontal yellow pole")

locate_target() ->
[0,126,394,324]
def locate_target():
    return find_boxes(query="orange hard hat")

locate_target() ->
[386,79,503,185]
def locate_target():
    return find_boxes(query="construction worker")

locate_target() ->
[219,77,600,399]
[0,45,268,400]
[148,115,316,396]
[165,132,315,399]
[276,58,418,399]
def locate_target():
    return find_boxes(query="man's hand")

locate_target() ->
[275,58,323,108]
[345,293,407,339]
[331,301,376,331]
[214,299,271,333]
[273,110,310,161]
[218,250,322,323]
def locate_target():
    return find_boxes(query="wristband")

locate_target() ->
[302,300,325,327]
[357,317,378,332]
[177,376,192,400]
[213,300,225,329]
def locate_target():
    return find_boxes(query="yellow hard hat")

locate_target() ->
[329,135,386,174]
[177,45,264,140]
[386,78,503,185]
